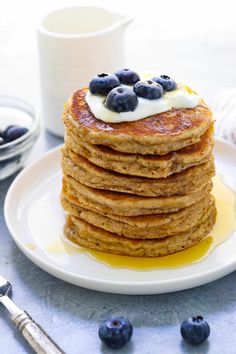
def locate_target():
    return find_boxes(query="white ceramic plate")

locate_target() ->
[4,139,236,295]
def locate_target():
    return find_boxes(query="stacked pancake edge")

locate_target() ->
[61,89,216,257]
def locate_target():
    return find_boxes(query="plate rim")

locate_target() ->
[4,137,236,295]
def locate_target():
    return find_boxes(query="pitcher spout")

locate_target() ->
[119,16,133,29]
[113,14,133,30]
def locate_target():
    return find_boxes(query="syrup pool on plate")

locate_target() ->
[44,175,236,271]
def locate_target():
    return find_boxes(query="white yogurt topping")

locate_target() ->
[86,83,200,123]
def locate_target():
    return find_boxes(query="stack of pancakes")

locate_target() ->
[61,89,216,257]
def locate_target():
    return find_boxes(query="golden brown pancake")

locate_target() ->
[63,175,213,216]
[63,89,213,155]
[61,188,212,227]
[62,147,215,196]
[64,202,216,257]
[61,192,214,239]
[61,83,216,257]
[64,127,214,178]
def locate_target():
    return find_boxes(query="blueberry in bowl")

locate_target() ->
[0,136,5,146]
[152,75,177,91]
[3,126,29,143]
[134,80,163,99]
[114,68,140,85]
[0,96,40,181]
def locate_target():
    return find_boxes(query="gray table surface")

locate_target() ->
[1,1,236,353]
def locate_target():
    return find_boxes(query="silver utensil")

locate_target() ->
[0,275,65,354]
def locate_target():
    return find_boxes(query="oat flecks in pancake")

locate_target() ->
[64,203,216,257]
[64,127,214,178]
[61,189,211,228]
[63,175,213,216]
[61,192,214,239]
[62,146,215,196]
[63,89,213,155]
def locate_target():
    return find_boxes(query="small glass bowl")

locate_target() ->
[0,96,40,180]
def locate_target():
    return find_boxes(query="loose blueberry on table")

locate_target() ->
[114,68,140,85]
[180,316,210,345]
[152,75,177,91]
[98,316,133,349]
[134,80,163,99]
[105,87,138,112]
[89,73,120,95]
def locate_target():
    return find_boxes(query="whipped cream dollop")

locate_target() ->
[86,83,200,124]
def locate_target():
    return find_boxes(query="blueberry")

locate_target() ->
[152,75,177,91]
[0,137,5,146]
[4,126,29,142]
[114,68,140,85]
[180,316,210,345]
[99,316,133,349]
[133,80,163,100]
[89,73,120,95]
[105,87,138,113]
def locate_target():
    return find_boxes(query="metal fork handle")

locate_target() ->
[13,311,65,354]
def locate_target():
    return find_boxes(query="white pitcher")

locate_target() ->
[37,6,132,137]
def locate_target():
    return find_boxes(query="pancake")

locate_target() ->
[63,175,213,216]
[62,146,215,196]
[63,89,214,155]
[61,187,212,227]
[65,127,214,178]
[64,202,216,257]
[61,79,216,258]
[61,192,214,239]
